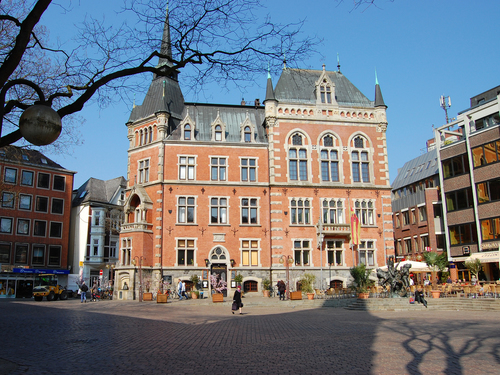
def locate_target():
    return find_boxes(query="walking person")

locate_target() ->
[181,280,189,300]
[80,281,88,303]
[278,280,286,301]
[232,285,243,315]
[177,279,184,300]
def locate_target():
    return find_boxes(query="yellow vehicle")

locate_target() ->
[32,274,69,301]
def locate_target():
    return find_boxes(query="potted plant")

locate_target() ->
[299,273,316,300]
[349,263,373,299]
[190,274,200,299]
[142,278,153,301]
[465,258,482,281]
[262,278,271,297]
[234,273,243,288]
[423,251,448,298]
[209,274,226,302]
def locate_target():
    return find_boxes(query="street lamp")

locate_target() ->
[0,79,66,147]
[316,216,324,290]
[279,255,294,300]
[132,256,145,302]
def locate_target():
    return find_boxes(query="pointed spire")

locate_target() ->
[264,64,276,103]
[158,4,173,68]
[374,69,387,108]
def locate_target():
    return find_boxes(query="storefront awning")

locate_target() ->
[468,251,500,263]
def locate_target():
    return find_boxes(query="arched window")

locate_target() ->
[351,136,370,183]
[322,199,344,224]
[321,135,339,182]
[290,198,310,224]
[184,124,191,140]
[149,127,153,143]
[354,200,375,225]
[289,133,308,181]
[139,130,144,146]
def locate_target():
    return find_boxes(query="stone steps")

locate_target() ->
[345,297,500,311]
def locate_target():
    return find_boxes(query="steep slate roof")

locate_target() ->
[73,176,126,207]
[168,103,267,143]
[0,145,69,171]
[391,149,438,190]
[274,68,373,107]
[128,76,185,123]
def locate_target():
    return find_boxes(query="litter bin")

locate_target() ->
[199,291,204,299]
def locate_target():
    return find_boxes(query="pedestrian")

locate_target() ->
[415,286,427,308]
[278,280,286,301]
[181,280,189,300]
[91,284,98,302]
[80,281,88,303]
[177,279,184,300]
[232,285,243,315]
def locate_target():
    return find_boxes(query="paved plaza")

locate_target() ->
[1,297,499,375]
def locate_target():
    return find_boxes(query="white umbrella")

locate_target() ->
[377,260,446,273]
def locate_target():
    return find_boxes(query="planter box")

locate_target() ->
[431,290,441,299]
[212,293,224,303]
[143,292,153,301]
[191,292,198,299]
[262,290,270,298]
[157,293,168,303]
[357,292,370,299]
[290,291,302,300]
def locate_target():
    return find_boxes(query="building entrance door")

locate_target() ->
[211,264,227,297]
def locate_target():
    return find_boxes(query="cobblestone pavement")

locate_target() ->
[1,298,499,375]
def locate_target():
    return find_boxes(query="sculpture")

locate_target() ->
[376,256,411,297]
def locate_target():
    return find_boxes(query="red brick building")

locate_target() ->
[115,17,394,299]
[0,146,74,298]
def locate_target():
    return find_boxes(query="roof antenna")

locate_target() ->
[337,53,341,73]
[440,95,452,124]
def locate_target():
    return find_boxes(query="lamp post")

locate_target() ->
[316,216,324,290]
[132,256,145,302]
[280,255,293,300]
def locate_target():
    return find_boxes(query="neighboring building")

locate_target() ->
[391,149,445,283]
[115,13,394,300]
[0,146,75,298]
[69,177,126,290]
[434,85,500,281]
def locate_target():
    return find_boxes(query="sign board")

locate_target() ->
[462,246,470,255]
[99,269,103,276]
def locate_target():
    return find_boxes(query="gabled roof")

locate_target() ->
[274,68,373,107]
[73,176,126,207]
[0,145,69,171]
[168,103,267,143]
[391,149,438,190]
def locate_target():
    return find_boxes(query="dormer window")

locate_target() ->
[244,126,251,142]
[184,124,191,140]
[320,80,332,104]
[180,111,196,141]
[210,111,226,142]
[215,125,222,141]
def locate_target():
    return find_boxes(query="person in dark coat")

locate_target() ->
[232,286,243,315]
[415,286,427,308]
[278,280,286,300]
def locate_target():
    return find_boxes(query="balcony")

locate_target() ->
[121,222,153,232]
[322,223,351,236]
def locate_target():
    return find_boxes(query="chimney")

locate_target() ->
[255,99,260,107]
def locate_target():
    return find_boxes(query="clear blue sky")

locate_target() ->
[39,0,500,188]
